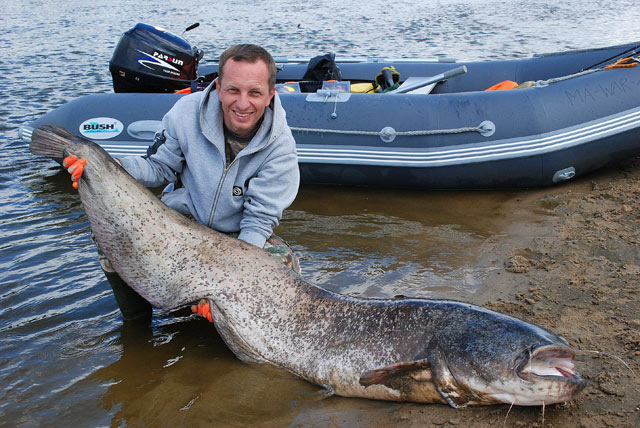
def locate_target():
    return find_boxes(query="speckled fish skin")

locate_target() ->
[30,125,587,407]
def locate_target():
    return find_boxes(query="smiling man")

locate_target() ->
[66,44,300,322]
[218,54,274,138]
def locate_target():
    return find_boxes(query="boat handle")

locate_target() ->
[127,120,163,140]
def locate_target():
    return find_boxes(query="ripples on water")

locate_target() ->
[1,0,640,426]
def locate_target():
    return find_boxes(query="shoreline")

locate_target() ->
[318,159,640,427]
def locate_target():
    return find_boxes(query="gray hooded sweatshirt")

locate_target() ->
[119,83,300,248]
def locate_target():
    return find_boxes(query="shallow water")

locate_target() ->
[1,1,640,426]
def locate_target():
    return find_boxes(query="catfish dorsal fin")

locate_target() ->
[359,359,432,388]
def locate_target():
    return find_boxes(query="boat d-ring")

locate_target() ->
[380,126,396,142]
[479,120,496,137]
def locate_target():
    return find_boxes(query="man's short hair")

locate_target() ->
[218,44,277,89]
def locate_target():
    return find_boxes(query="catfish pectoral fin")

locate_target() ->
[359,360,432,388]
[359,359,448,403]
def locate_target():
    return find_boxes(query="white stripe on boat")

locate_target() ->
[97,107,640,166]
[294,108,640,166]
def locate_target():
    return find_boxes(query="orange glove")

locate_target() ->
[191,299,213,322]
[62,155,86,189]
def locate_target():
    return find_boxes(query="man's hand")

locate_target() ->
[62,155,86,189]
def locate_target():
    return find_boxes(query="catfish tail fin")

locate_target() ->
[30,125,78,159]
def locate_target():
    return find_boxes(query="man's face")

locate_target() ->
[217,58,275,138]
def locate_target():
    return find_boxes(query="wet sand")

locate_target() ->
[336,160,640,428]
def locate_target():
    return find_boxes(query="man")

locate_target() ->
[64,44,300,323]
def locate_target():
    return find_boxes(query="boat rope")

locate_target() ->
[536,68,600,86]
[604,56,639,69]
[537,56,639,86]
[289,123,489,141]
[581,44,640,71]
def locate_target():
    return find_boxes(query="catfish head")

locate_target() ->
[360,305,587,407]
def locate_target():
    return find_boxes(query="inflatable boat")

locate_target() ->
[21,23,640,188]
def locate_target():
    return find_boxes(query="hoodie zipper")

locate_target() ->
[203,100,277,229]
[207,157,238,228]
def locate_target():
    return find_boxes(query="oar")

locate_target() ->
[387,65,468,94]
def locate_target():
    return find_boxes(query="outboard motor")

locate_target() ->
[109,23,202,93]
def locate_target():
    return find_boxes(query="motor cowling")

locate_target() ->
[109,23,199,93]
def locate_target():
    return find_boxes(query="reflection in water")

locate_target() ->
[92,317,319,427]
[279,186,517,298]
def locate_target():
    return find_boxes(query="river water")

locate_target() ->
[1,1,639,427]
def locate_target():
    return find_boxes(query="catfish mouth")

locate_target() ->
[516,345,587,391]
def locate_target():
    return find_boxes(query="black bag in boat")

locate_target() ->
[300,53,342,92]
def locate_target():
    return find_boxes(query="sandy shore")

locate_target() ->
[312,160,640,428]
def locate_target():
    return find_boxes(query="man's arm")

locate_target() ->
[238,150,300,248]
[118,99,190,187]
[118,128,184,188]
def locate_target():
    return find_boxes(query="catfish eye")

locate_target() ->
[509,343,518,351]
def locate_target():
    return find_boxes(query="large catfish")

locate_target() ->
[29,125,586,407]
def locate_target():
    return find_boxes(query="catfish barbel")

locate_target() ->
[30,125,587,407]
